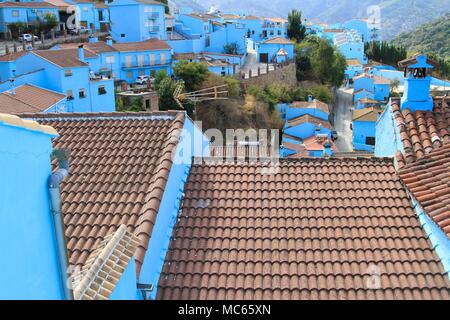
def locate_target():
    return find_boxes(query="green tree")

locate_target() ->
[287,9,306,42]
[43,13,58,31]
[223,42,240,55]
[154,69,168,88]
[173,60,210,92]
[157,77,181,111]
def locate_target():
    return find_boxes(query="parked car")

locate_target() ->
[135,75,154,85]
[69,26,90,35]
[331,130,338,141]
[18,34,38,42]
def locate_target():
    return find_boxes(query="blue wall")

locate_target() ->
[138,116,209,299]
[352,120,376,151]
[257,42,294,63]
[411,197,450,280]
[0,118,64,299]
[284,122,331,140]
[374,103,403,157]
[109,257,142,300]
[109,0,166,42]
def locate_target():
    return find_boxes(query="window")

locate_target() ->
[149,53,156,65]
[105,55,115,64]
[64,69,73,77]
[137,55,144,67]
[125,55,132,67]
[98,85,107,95]
[12,10,19,17]
[365,136,376,146]
[79,88,86,99]
[138,70,145,76]
[277,30,281,35]
[127,71,133,79]
[160,53,166,65]
[66,90,74,100]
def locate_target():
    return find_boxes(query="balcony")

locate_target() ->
[122,61,170,69]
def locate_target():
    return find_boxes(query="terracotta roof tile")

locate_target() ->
[290,99,330,114]
[33,48,94,68]
[157,158,450,299]
[399,144,450,238]
[393,97,450,164]
[112,39,171,52]
[20,111,185,277]
[287,114,331,129]
[0,84,65,114]
[262,37,294,45]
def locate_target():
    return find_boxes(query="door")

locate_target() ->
[259,53,268,63]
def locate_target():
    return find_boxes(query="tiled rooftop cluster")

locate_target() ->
[399,144,450,237]
[158,158,450,300]
[394,97,450,165]
[22,111,185,276]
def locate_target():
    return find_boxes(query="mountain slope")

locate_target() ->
[391,13,450,58]
[186,0,450,39]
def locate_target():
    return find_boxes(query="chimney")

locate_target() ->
[307,94,313,102]
[400,54,433,111]
[88,35,98,43]
[105,36,113,47]
[78,44,85,62]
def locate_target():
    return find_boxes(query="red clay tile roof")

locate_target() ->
[287,114,331,130]
[399,144,450,238]
[262,37,294,45]
[33,48,95,68]
[21,111,185,277]
[59,41,117,54]
[112,39,171,52]
[0,1,57,8]
[157,158,450,300]
[290,100,330,114]
[0,84,65,114]
[392,97,450,165]
[0,51,28,62]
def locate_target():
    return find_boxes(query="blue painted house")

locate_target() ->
[257,37,294,63]
[221,13,262,43]
[353,73,390,102]
[280,98,335,158]
[261,17,288,40]
[0,114,66,299]
[334,30,367,65]
[352,106,382,151]
[0,46,115,112]
[66,0,110,32]
[0,1,60,36]
[112,38,172,82]
[109,0,166,43]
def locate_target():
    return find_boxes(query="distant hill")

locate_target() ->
[391,13,450,59]
[178,0,450,39]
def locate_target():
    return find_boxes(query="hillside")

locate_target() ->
[180,0,450,39]
[391,13,450,59]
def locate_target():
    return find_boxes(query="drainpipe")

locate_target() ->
[48,149,73,300]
